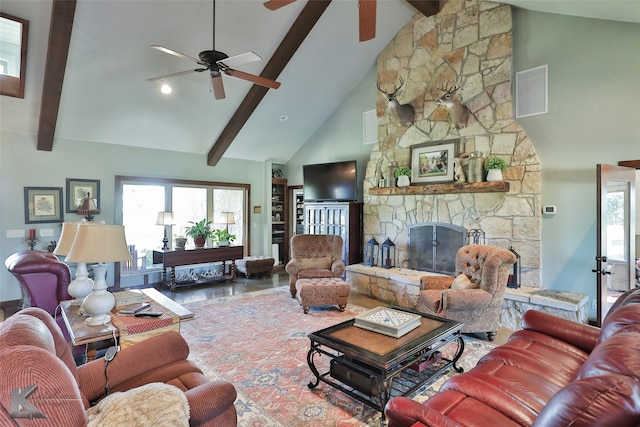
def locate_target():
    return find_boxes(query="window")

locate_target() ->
[0,13,28,98]
[115,176,250,275]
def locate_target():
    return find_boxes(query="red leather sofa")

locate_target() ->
[385,287,640,427]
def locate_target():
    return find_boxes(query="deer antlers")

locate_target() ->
[434,81,469,130]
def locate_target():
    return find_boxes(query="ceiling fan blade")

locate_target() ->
[219,52,262,69]
[146,68,206,82]
[212,74,226,100]
[150,45,207,66]
[263,0,297,11]
[223,68,281,90]
[358,0,376,42]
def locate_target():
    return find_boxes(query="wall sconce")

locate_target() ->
[380,238,396,269]
[364,237,379,267]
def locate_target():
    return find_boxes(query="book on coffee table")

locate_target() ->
[353,307,422,338]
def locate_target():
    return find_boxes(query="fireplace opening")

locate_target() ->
[408,223,467,275]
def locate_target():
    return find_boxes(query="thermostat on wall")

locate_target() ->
[543,205,557,215]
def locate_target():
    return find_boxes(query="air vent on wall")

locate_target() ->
[363,110,377,145]
[516,65,548,118]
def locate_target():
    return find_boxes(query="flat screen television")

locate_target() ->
[303,160,357,202]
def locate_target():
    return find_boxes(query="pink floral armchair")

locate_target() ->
[285,234,345,298]
[417,245,516,341]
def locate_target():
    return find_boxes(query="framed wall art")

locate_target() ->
[410,139,458,184]
[24,187,63,224]
[66,178,100,213]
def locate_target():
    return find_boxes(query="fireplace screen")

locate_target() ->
[408,223,467,275]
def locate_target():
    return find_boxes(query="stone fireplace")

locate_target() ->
[408,222,466,274]
[363,0,542,287]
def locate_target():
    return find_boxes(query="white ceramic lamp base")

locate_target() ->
[68,262,94,306]
[81,264,115,326]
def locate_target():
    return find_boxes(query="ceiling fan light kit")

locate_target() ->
[147,0,280,100]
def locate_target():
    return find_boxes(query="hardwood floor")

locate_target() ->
[147,269,513,345]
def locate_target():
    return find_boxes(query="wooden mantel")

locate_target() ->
[368,181,510,196]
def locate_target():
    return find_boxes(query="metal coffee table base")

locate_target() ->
[307,332,464,419]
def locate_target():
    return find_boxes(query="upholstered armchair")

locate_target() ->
[0,307,238,426]
[5,250,71,314]
[285,234,345,298]
[417,245,516,341]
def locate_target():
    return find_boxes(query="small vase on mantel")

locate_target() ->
[397,175,410,187]
[486,169,503,182]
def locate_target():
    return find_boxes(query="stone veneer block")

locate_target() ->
[501,286,588,331]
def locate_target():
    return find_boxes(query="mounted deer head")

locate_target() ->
[435,83,469,130]
[377,77,415,127]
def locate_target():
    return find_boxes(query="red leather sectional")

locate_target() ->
[385,287,640,427]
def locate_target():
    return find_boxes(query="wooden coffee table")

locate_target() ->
[60,288,193,355]
[306,306,464,419]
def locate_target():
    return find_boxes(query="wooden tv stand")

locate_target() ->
[152,246,244,291]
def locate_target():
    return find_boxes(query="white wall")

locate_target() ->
[0,132,269,302]
[287,66,380,199]
[511,10,639,315]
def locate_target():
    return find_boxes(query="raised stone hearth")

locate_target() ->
[347,264,588,331]
[347,264,446,309]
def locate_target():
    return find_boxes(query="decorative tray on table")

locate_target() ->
[353,307,422,338]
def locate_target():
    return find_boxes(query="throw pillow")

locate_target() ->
[87,382,189,427]
[299,256,332,269]
[450,274,479,290]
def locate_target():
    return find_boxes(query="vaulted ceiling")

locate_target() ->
[1,1,638,166]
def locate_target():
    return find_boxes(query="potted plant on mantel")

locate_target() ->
[212,229,236,247]
[394,166,412,187]
[185,218,213,248]
[484,156,507,182]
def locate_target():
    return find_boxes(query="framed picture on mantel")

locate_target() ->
[410,140,458,184]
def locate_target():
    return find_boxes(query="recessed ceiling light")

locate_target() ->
[279,115,288,122]
[161,84,172,94]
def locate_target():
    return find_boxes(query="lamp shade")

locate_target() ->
[53,222,82,256]
[216,211,235,225]
[156,211,175,226]
[66,224,132,263]
[77,193,100,217]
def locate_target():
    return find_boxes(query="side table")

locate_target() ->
[60,288,193,358]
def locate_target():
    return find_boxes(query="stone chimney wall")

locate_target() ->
[365,0,542,286]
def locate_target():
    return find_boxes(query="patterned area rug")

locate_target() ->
[181,286,494,426]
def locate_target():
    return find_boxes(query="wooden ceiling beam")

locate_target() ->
[207,0,331,166]
[207,0,440,166]
[405,0,442,19]
[37,0,76,151]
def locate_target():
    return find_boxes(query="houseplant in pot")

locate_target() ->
[394,166,412,187]
[185,218,213,248]
[484,156,507,182]
[174,234,187,250]
[212,229,236,247]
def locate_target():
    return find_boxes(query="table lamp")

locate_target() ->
[54,221,97,305]
[66,224,132,326]
[156,211,175,250]
[217,211,235,232]
[77,192,100,221]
